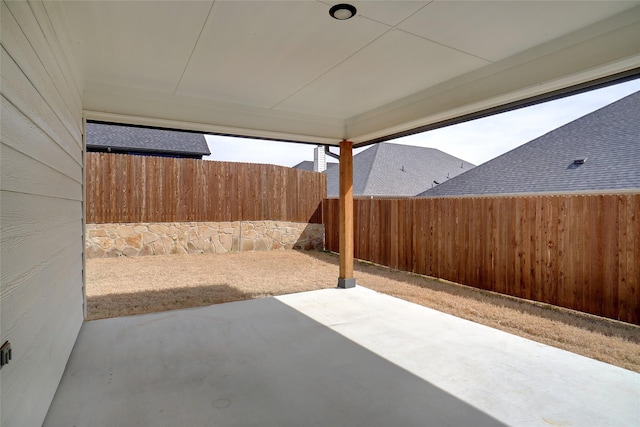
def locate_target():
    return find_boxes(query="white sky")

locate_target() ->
[204,78,640,167]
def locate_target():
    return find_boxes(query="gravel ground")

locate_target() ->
[87,250,640,372]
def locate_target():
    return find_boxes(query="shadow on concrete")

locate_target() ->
[46,297,507,426]
[87,283,252,321]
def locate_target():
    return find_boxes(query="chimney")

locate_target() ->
[314,146,326,172]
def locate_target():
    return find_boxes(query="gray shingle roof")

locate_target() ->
[292,160,314,171]
[86,122,210,157]
[292,160,339,172]
[326,143,474,197]
[418,90,640,197]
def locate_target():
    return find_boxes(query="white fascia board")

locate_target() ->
[346,7,640,145]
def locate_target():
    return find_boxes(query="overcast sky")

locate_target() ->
[204,77,640,167]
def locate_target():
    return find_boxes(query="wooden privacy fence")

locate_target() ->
[324,194,639,324]
[86,152,326,223]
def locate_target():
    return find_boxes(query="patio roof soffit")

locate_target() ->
[51,1,640,147]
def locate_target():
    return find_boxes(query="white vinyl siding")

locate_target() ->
[1,1,84,426]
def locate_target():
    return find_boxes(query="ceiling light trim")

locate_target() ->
[329,3,357,20]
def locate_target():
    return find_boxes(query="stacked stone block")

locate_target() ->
[86,221,324,258]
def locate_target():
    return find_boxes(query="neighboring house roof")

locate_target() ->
[326,143,474,197]
[418,90,640,197]
[292,160,338,172]
[292,160,318,172]
[86,122,211,158]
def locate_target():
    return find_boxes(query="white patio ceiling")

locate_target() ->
[52,0,640,146]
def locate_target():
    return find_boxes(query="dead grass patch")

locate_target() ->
[86,250,640,372]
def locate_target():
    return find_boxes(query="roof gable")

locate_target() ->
[292,160,314,171]
[327,143,474,196]
[419,90,640,197]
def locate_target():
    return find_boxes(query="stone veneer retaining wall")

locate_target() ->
[86,221,324,258]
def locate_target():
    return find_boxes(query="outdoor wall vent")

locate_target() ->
[573,157,588,165]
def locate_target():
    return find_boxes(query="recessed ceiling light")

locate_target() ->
[329,3,357,20]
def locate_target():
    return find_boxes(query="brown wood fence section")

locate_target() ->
[86,152,326,223]
[324,194,640,324]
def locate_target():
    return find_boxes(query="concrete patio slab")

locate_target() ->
[44,287,639,426]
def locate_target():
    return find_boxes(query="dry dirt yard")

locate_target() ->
[87,250,640,373]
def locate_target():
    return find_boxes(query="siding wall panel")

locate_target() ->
[1,215,81,291]
[36,0,84,97]
[1,2,81,143]
[1,1,84,425]
[1,96,82,181]
[1,244,83,383]
[28,0,83,103]
[0,190,81,239]
[1,144,82,200]
[1,47,82,164]
[4,1,82,118]
[14,280,83,427]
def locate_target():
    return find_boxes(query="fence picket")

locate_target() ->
[324,194,639,324]
[86,153,325,224]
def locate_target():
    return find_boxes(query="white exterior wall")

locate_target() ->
[1,1,84,426]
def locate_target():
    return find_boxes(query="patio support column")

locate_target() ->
[338,139,355,288]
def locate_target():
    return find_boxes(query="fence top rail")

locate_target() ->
[325,190,640,201]
[413,189,640,199]
[87,152,326,176]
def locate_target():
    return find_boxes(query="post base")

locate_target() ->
[337,278,356,289]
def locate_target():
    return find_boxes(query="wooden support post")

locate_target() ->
[338,139,355,288]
